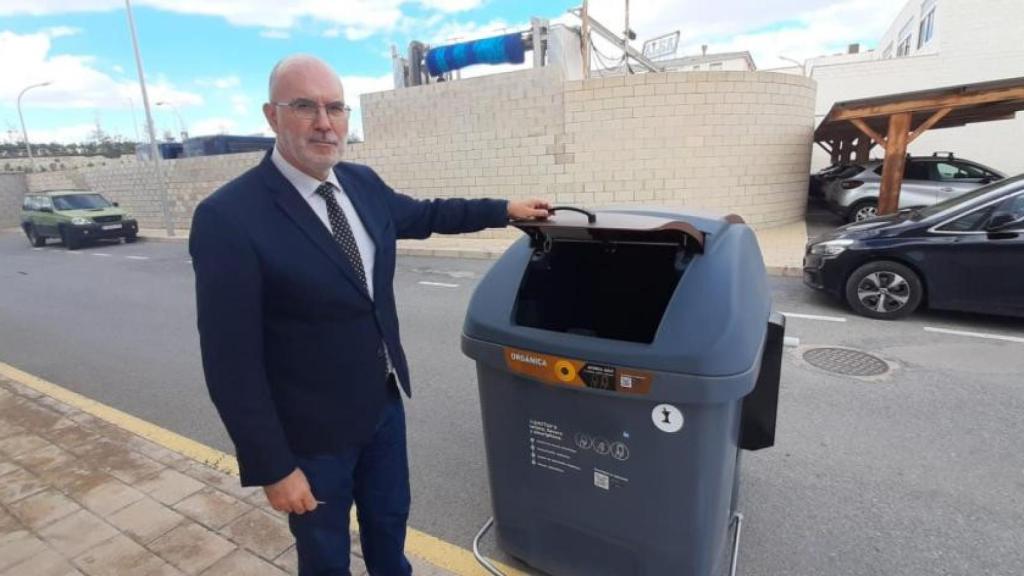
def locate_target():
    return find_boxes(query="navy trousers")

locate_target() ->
[288,384,412,576]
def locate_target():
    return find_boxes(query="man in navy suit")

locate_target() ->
[190,54,549,575]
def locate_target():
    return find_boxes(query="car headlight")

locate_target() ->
[809,239,855,256]
[71,217,93,226]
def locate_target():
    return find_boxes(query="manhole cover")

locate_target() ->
[802,347,889,377]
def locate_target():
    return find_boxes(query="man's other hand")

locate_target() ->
[508,198,551,221]
[264,468,318,515]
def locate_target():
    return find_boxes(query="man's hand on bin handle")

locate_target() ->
[508,199,551,221]
[263,467,319,515]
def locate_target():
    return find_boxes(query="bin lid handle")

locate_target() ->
[547,206,596,224]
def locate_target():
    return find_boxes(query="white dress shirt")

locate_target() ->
[271,147,377,299]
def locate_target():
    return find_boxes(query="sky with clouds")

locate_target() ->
[0,0,901,145]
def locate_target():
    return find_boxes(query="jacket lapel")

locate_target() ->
[261,156,372,301]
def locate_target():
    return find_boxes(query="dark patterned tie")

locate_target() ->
[314,182,367,289]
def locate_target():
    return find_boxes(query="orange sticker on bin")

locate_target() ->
[503,347,652,395]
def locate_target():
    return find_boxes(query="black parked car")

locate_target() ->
[804,173,1024,319]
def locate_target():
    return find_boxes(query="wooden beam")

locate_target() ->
[830,86,1024,121]
[848,118,887,150]
[855,136,872,162]
[908,107,952,144]
[878,112,911,216]
[840,138,856,163]
[815,140,833,155]
[830,139,841,164]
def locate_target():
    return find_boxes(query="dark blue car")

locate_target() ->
[804,174,1024,319]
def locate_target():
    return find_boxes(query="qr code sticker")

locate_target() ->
[594,471,610,490]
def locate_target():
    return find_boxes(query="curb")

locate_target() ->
[0,361,526,576]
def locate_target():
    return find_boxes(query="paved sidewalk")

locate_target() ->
[0,374,458,576]
[139,218,808,276]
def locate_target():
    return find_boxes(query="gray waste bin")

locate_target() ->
[462,208,784,576]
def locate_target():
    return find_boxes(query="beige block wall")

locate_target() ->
[26,153,264,230]
[0,173,28,229]
[348,66,567,239]
[564,71,816,226]
[18,67,815,232]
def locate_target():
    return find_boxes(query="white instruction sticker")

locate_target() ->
[652,404,684,433]
[594,471,610,490]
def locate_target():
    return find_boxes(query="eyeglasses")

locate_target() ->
[271,99,351,121]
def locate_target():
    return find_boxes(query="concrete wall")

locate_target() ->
[354,67,814,230]
[563,71,814,226]
[808,0,1024,173]
[23,66,816,231]
[27,153,264,231]
[0,173,28,229]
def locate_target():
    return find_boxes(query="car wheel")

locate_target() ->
[844,261,923,320]
[60,227,81,250]
[25,225,46,247]
[848,200,878,223]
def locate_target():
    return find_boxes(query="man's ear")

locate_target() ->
[262,103,278,133]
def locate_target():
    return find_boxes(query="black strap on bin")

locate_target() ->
[740,312,785,451]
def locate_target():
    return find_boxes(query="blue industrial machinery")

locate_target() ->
[424,33,526,76]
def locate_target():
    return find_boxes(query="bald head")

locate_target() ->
[263,54,349,180]
[268,55,343,102]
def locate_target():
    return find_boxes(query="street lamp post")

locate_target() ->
[778,55,807,76]
[16,81,52,171]
[155,101,188,141]
[126,97,141,142]
[124,0,174,236]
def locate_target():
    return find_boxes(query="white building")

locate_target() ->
[795,0,1024,174]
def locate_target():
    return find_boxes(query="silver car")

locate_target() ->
[823,154,1004,222]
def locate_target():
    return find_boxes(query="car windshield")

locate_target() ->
[51,193,111,211]
[910,173,1024,220]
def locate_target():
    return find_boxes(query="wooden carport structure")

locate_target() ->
[814,77,1024,215]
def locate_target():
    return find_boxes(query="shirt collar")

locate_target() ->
[271,145,342,200]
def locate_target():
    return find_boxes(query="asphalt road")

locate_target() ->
[1,229,1022,575]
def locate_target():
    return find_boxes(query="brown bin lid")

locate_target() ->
[514,208,705,253]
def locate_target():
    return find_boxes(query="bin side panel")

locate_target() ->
[477,364,742,576]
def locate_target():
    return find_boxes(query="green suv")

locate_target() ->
[21,190,139,249]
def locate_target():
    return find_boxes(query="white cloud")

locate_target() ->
[260,29,290,40]
[430,18,516,44]
[341,74,394,106]
[21,123,97,144]
[196,75,241,89]
[0,30,202,110]
[112,64,124,74]
[230,94,252,115]
[344,27,377,41]
[188,116,237,136]
[418,0,482,12]
[42,26,81,38]
[576,0,898,69]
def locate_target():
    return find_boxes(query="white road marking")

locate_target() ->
[124,256,150,260]
[91,253,113,257]
[184,259,192,264]
[781,312,847,323]
[923,327,1024,344]
[418,281,459,288]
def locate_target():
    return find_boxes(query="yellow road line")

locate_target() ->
[0,361,526,576]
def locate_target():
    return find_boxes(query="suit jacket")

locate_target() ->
[190,153,508,486]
